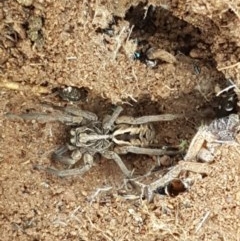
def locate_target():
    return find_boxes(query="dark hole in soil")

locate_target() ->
[122,3,239,117]
[124,3,213,63]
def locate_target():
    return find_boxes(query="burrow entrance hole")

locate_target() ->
[96,2,239,120]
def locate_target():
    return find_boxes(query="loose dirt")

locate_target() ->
[1,1,240,240]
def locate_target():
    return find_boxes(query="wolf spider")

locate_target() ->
[6,104,183,178]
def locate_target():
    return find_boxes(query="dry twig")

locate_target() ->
[218,62,240,71]
[195,211,211,233]
[0,80,50,95]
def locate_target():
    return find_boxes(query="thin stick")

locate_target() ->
[218,62,240,71]
[228,78,240,92]
[86,215,113,241]
[112,27,126,60]
[69,206,83,224]
[87,186,112,204]
[126,25,134,43]
[0,80,49,94]
[216,85,235,96]
[195,211,210,233]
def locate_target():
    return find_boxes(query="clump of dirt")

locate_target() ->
[0,0,240,240]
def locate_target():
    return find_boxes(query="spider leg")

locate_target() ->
[5,112,85,124]
[114,146,184,156]
[115,113,183,125]
[6,103,98,124]
[36,153,94,178]
[53,105,98,121]
[102,151,132,177]
[44,165,92,177]
[52,146,82,165]
[103,106,123,130]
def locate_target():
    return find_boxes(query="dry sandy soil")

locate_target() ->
[1,0,240,240]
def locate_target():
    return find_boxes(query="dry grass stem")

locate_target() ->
[0,80,50,94]
[218,62,240,71]
[195,211,211,233]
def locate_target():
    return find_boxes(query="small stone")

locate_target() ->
[81,190,87,197]
[159,155,172,166]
